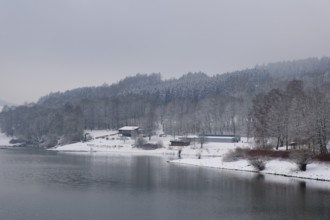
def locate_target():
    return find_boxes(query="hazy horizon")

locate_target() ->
[1,0,330,104]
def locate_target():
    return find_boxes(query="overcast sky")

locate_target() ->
[1,0,330,104]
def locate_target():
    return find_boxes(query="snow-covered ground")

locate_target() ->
[84,129,118,138]
[171,157,330,182]
[50,130,251,157]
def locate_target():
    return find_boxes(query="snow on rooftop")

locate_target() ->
[84,130,118,138]
[119,126,139,131]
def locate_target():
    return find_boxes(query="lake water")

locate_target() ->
[0,148,329,220]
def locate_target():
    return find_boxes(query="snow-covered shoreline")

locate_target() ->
[0,129,324,186]
[49,131,330,185]
[170,157,330,182]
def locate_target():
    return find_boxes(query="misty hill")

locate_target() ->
[0,99,14,113]
[0,99,13,106]
[36,70,270,106]
[38,57,330,107]
[1,57,330,148]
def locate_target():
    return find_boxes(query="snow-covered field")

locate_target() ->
[50,130,330,185]
[50,130,251,157]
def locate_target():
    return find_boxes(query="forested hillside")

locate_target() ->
[1,57,330,148]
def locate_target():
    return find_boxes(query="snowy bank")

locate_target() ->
[170,157,330,183]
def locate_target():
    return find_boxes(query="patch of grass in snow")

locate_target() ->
[223,147,289,162]
[314,153,330,162]
[246,149,290,159]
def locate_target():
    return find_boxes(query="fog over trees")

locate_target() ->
[0,57,330,153]
[0,99,13,106]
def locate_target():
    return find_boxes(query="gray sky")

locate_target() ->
[1,0,330,104]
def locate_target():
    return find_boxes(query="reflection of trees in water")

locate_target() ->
[298,181,307,191]
[253,173,265,181]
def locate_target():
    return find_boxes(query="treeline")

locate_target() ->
[0,57,330,150]
[0,103,84,147]
[252,80,330,154]
[0,93,246,147]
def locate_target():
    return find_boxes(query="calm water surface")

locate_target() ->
[0,148,329,220]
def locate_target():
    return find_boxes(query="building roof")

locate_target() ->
[118,126,139,131]
[204,134,239,138]
[205,136,236,139]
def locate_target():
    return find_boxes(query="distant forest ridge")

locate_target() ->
[0,99,14,106]
[37,57,330,106]
[1,57,330,149]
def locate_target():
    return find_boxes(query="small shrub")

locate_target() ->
[58,133,81,146]
[157,140,164,148]
[9,138,26,144]
[290,150,312,171]
[135,136,147,148]
[40,135,58,148]
[249,158,266,171]
[141,143,159,150]
[83,133,93,142]
[223,148,248,162]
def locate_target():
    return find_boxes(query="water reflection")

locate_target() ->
[299,181,307,191]
[253,173,265,181]
[0,149,329,220]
